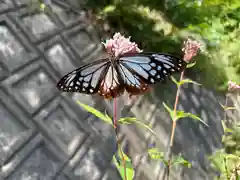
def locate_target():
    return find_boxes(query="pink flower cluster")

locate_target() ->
[182,38,202,62]
[102,32,142,57]
[228,80,240,91]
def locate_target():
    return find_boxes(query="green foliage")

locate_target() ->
[147,148,192,168]
[77,101,113,125]
[162,102,208,126]
[76,101,158,179]
[171,76,201,87]
[209,113,240,179]
[118,117,156,135]
[113,148,135,180]
[222,124,240,156]
[85,0,240,92]
[172,155,192,168]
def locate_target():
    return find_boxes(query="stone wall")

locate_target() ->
[0,0,227,180]
[0,0,121,179]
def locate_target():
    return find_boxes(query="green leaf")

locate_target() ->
[175,111,209,126]
[221,120,234,133]
[186,62,196,68]
[77,101,113,125]
[225,154,240,161]
[147,148,168,166]
[219,102,236,111]
[170,76,179,86]
[171,76,201,87]
[119,117,156,135]
[118,117,137,124]
[102,5,116,14]
[226,107,236,110]
[40,3,46,10]
[163,102,175,120]
[113,148,135,180]
[133,120,156,135]
[178,79,201,86]
[237,175,240,180]
[148,148,164,160]
[172,155,192,168]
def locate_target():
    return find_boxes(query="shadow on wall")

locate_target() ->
[128,75,225,179]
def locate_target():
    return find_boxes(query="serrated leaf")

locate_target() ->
[178,79,201,86]
[186,62,196,68]
[113,148,135,180]
[77,101,113,125]
[172,155,192,168]
[163,102,175,120]
[176,111,208,126]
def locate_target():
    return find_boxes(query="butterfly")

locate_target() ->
[56,52,186,99]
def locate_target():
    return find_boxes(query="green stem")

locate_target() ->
[162,70,185,180]
[114,98,127,180]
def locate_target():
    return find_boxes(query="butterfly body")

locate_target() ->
[57,53,186,99]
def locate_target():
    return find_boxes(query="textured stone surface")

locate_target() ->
[0,0,119,180]
[0,0,227,180]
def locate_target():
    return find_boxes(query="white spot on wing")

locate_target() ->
[150,70,157,76]
[150,62,156,67]
[83,82,88,87]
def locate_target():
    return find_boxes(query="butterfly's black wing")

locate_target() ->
[117,52,186,95]
[57,58,111,94]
